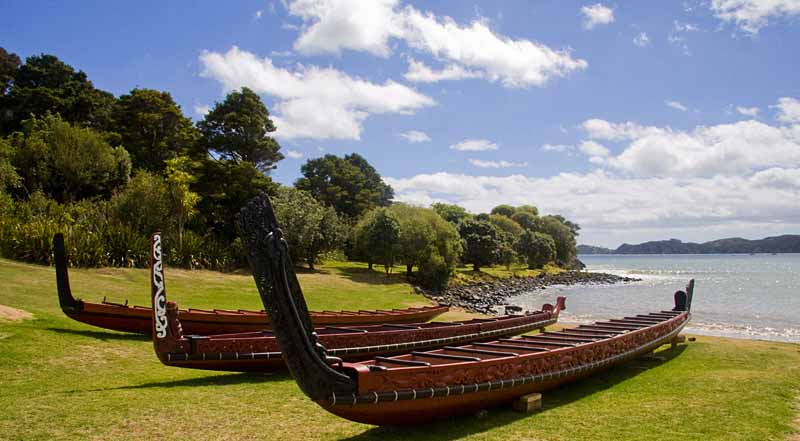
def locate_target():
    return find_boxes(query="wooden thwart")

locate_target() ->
[513,392,542,413]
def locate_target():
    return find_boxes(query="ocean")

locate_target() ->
[508,254,800,343]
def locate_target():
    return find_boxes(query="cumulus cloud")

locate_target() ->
[199,46,435,140]
[450,139,499,151]
[286,149,303,159]
[711,0,800,33]
[633,32,650,47]
[404,58,482,83]
[469,159,528,168]
[541,143,574,153]
[285,0,588,88]
[194,104,211,116]
[581,4,615,30]
[579,140,610,157]
[385,169,800,245]
[665,100,689,112]
[773,97,800,123]
[737,106,760,117]
[399,130,431,143]
[582,115,800,178]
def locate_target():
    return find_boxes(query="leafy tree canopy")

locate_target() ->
[197,87,283,171]
[490,204,515,218]
[0,137,20,191]
[295,153,393,219]
[0,47,21,96]
[458,218,503,271]
[10,114,130,202]
[516,230,556,269]
[111,88,200,171]
[1,54,115,133]
[432,202,472,225]
[387,203,462,276]
[511,210,541,232]
[540,215,578,264]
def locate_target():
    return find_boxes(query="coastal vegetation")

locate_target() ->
[0,257,798,440]
[0,48,581,291]
[579,235,800,254]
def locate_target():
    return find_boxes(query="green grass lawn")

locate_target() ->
[0,257,798,441]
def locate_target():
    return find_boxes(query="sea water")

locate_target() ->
[509,254,800,343]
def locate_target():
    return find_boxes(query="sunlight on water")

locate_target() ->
[510,254,800,343]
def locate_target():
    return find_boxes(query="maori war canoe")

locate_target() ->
[149,231,565,372]
[53,233,448,335]
[238,193,695,426]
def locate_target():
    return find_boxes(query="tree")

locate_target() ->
[388,204,462,276]
[164,157,200,249]
[197,87,283,171]
[1,54,115,133]
[193,158,278,243]
[540,215,578,264]
[516,230,556,269]
[432,202,471,225]
[490,204,515,218]
[0,137,20,191]
[272,187,345,270]
[516,205,539,216]
[488,214,524,240]
[550,214,581,236]
[111,170,171,237]
[358,208,400,275]
[10,114,130,202]
[458,218,503,271]
[511,210,541,232]
[111,88,200,171]
[295,153,393,219]
[0,47,21,96]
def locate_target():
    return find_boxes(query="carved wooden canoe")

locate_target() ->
[148,232,565,372]
[53,233,448,335]
[238,193,694,426]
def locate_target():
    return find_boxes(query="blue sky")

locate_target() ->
[3,0,800,247]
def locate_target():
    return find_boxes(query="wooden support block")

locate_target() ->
[671,334,687,349]
[513,392,542,413]
[538,327,546,334]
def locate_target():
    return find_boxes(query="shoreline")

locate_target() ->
[424,271,640,315]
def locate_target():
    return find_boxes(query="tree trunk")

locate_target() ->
[473,263,480,272]
[406,264,413,276]
[307,258,315,271]
[368,260,373,270]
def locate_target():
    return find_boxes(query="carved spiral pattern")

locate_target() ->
[153,234,168,339]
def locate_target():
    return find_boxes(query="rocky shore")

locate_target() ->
[422,271,641,315]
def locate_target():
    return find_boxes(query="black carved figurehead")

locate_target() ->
[673,290,687,311]
[239,193,356,401]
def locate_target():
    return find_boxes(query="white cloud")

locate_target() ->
[773,97,800,123]
[469,159,528,168]
[665,100,689,112]
[633,32,650,47]
[285,0,588,88]
[199,46,435,140]
[582,115,800,178]
[736,106,760,117]
[404,58,482,83]
[711,0,800,33]
[579,140,610,157]
[289,0,404,56]
[668,20,699,54]
[450,139,499,151]
[287,149,303,159]
[541,143,573,153]
[385,168,800,246]
[254,10,263,20]
[399,130,431,143]
[581,4,615,30]
[194,104,211,116]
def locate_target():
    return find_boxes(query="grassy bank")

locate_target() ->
[0,258,798,441]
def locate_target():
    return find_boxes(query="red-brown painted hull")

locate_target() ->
[318,310,689,425]
[61,300,449,335]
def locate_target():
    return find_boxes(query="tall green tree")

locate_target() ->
[432,202,471,225]
[1,54,115,133]
[164,157,200,249]
[0,137,20,191]
[540,215,578,264]
[511,210,541,232]
[295,153,393,219]
[490,204,515,218]
[111,88,200,171]
[0,47,21,96]
[10,114,130,202]
[193,159,278,242]
[458,218,503,271]
[356,208,401,275]
[111,170,171,237]
[273,187,345,270]
[197,87,283,171]
[516,230,556,269]
[388,204,462,276]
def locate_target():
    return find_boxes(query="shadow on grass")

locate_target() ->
[336,266,410,286]
[70,371,293,394]
[47,327,150,342]
[342,345,688,441]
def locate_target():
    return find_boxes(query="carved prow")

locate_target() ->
[239,193,356,400]
[53,233,82,312]
[150,233,170,341]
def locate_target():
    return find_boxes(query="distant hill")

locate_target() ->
[579,235,800,254]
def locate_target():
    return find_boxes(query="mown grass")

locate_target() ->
[0,257,798,441]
